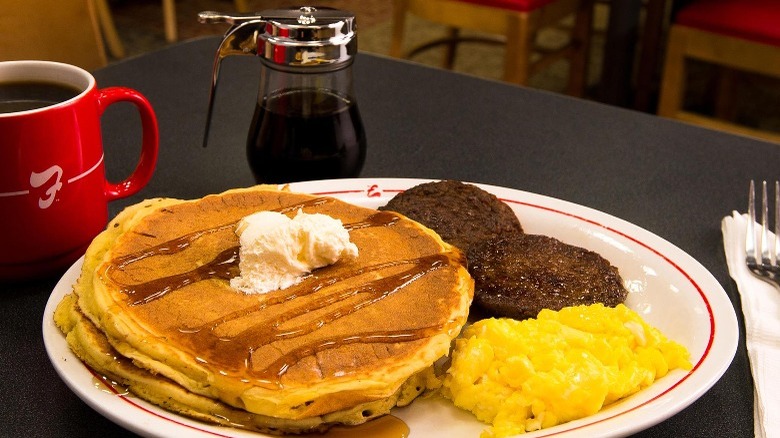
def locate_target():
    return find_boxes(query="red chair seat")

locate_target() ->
[676,0,780,47]
[455,0,557,12]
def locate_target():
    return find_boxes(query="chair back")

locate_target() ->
[0,0,107,71]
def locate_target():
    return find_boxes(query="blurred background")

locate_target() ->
[2,0,779,141]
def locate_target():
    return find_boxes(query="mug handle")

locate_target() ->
[96,87,159,201]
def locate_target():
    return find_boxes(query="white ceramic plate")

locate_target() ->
[43,178,738,438]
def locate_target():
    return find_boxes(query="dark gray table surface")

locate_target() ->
[2,35,773,437]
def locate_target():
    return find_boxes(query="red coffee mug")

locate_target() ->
[0,61,159,281]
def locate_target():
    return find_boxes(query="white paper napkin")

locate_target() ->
[722,212,780,438]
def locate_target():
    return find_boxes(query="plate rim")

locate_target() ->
[42,177,739,438]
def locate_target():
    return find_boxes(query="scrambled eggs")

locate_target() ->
[442,304,692,437]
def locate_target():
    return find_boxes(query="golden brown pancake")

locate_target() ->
[56,186,473,433]
[54,292,437,434]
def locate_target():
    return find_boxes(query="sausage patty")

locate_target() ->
[467,233,628,320]
[378,180,523,253]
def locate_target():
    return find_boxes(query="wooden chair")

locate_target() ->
[390,0,595,96]
[95,0,125,59]
[657,0,780,143]
[0,0,107,71]
[162,0,250,43]
[96,0,251,61]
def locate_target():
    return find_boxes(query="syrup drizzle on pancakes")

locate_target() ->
[100,197,462,388]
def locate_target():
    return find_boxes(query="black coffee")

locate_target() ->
[0,80,82,113]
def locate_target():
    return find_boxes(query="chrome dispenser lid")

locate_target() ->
[260,6,356,69]
[199,6,357,71]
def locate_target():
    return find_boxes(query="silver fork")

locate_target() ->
[745,180,780,287]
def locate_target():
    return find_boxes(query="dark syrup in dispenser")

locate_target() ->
[247,88,366,183]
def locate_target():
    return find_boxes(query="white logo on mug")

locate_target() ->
[30,165,64,209]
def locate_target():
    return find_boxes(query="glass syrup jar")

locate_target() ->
[200,7,366,184]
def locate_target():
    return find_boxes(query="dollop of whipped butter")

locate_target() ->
[230,209,358,294]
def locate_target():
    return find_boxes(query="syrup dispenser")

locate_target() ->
[200,7,366,184]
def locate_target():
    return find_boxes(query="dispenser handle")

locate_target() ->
[198,11,264,26]
[200,14,264,147]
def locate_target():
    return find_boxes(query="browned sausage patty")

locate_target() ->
[467,233,628,320]
[378,180,523,253]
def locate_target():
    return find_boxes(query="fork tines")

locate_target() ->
[747,180,780,270]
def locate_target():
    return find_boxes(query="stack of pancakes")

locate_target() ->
[54,186,473,434]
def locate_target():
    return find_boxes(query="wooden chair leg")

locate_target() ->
[444,27,460,69]
[389,0,408,58]
[715,66,738,121]
[94,0,125,59]
[566,0,595,96]
[634,0,670,112]
[658,25,687,118]
[234,0,249,12]
[504,12,532,85]
[162,0,177,43]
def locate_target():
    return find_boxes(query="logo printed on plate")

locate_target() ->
[367,184,382,198]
